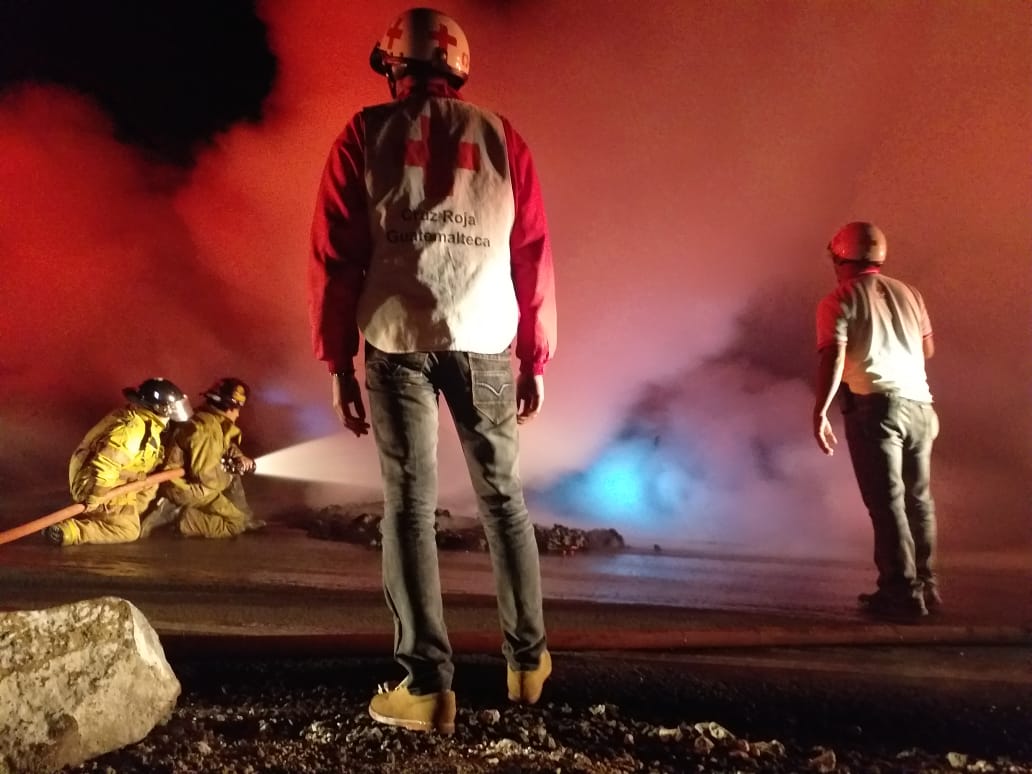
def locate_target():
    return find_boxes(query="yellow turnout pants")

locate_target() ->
[177,477,252,539]
[59,486,157,545]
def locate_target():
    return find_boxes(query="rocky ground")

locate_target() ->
[66,649,1031,774]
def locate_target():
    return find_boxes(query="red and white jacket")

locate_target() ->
[309,78,557,376]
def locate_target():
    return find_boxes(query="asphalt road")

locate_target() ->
[1,523,1027,615]
[1,524,1028,662]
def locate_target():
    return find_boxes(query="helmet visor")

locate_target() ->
[169,396,194,422]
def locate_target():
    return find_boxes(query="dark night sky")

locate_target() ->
[0,0,275,164]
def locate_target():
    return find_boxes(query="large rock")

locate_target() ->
[0,597,180,774]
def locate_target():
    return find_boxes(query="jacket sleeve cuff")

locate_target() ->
[326,361,355,375]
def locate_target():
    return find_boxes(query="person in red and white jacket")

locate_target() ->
[308,8,556,734]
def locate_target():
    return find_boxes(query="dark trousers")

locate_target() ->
[365,345,547,694]
[842,391,939,600]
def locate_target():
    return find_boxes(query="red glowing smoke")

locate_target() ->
[1,2,1028,556]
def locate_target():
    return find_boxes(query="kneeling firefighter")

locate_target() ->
[142,377,263,539]
[46,377,193,546]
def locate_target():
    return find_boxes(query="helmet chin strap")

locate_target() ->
[386,63,408,99]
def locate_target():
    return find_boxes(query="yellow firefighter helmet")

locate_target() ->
[203,377,251,410]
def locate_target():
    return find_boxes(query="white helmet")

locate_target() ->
[828,222,887,264]
[370,8,470,87]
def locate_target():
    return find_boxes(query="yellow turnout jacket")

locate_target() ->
[164,407,242,505]
[69,405,167,501]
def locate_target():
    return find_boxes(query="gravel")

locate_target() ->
[64,651,1031,774]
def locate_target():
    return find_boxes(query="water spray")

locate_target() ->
[249,434,381,487]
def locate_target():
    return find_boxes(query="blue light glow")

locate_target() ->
[255,384,337,437]
[585,450,649,518]
[540,437,698,527]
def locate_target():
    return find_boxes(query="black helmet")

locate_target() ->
[202,378,251,411]
[123,378,193,422]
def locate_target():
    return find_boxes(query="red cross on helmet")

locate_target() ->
[370,8,471,87]
[827,222,888,264]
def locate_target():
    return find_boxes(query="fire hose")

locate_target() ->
[0,467,185,547]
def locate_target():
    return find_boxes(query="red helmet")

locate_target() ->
[828,222,887,264]
[370,8,470,87]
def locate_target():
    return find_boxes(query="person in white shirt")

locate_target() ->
[813,222,940,622]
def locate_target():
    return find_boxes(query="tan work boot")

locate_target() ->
[507,649,552,705]
[368,679,456,735]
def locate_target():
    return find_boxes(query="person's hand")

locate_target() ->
[222,453,256,475]
[516,373,544,425]
[84,487,111,510]
[332,372,369,437]
[813,411,838,456]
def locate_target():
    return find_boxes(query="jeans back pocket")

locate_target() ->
[470,353,514,424]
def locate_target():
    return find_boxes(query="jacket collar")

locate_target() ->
[395,76,463,101]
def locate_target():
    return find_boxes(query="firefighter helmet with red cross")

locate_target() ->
[827,222,887,264]
[370,8,471,87]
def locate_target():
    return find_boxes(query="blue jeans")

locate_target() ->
[365,345,547,694]
[842,392,939,600]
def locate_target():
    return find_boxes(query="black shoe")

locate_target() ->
[139,498,180,538]
[42,525,65,546]
[858,590,927,622]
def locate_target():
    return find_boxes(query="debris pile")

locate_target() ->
[299,505,626,555]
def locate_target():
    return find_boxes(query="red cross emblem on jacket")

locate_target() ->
[405,114,481,199]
